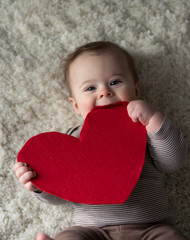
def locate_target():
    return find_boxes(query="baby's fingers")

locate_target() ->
[23,181,38,192]
[15,165,31,179]
[14,162,27,172]
[19,170,36,186]
[127,102,139,122]
[14,162,39,191]
[127,101,136,117]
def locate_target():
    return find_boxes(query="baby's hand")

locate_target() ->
[127,100,164,132]
[14,162,39,192]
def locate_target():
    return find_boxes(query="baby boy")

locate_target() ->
[14,41,188,240]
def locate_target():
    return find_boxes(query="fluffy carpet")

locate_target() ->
[0,0,190,239]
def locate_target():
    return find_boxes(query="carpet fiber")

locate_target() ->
[0,0,190,239]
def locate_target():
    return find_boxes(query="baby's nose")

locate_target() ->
[98,88,113,99]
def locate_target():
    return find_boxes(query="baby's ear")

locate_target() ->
[68,97,80,115]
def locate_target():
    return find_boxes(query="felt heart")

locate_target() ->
[17,101,147,205]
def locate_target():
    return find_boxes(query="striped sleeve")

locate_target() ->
[147,116,189,173]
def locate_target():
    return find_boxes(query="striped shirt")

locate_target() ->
[34,116,188,227]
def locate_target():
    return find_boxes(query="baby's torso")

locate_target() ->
[69,125,174,227]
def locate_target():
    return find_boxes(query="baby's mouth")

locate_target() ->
[96,99,119,107]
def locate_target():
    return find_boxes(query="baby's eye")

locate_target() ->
[110,80,121,86]
[85,86,96,91]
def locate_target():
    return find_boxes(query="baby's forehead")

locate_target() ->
[71,51,129,75]
[71,49,129,69]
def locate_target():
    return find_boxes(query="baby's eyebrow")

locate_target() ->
[79,79,95,89]
[111,73,126,78]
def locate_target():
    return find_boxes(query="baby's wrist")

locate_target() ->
[146,111,164,133]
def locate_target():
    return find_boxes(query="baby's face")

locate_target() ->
[68,50,140,120]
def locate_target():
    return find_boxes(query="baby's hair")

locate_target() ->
[64,41,138,96]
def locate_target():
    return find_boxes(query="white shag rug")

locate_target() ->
[0,0,190,239]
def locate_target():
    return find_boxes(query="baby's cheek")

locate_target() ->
[80,102,94,119]
[122,88,136,102]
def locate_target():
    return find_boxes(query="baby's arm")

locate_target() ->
[14,162,39,192]
[127,100,164,132]
[127,100,188,172]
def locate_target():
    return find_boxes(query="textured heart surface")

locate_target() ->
[17,101,147,204]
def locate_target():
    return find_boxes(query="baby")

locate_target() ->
[14,41,189,240]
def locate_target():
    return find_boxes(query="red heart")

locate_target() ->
[17,102,147,204]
